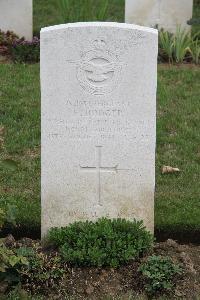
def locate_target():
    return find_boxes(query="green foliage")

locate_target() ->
[139,255,182,294]
[48,218,153,267]
[159,31,174,63]
[0,240,28,284]
[0,30,39,63]
[17,246,65,293]
[173,27,191,63]
[0,30,19,45]
[0,30,19,56]
[10,37,40,63]
[58,0,109,23]
[0,208,6,229]
[0,159,18,171]
[0,205,17,230]
[189,34,200,64]
[188,17,200,26]
[3,287,43,300]
[4,204,18,227]
[159,28,200,64]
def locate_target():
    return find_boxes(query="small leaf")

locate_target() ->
[0,264,7,272]
[9,255,20,267]
[20,256,29,266]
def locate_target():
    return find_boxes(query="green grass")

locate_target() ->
[33,0,124,35]
[155,65,200,239]
[0,64,199,238]
[0,64,40,233]
[33,0,199,35]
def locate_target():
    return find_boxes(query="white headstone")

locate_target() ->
[0,0,32,40]
[125,0,193,33]
[41,22,158,237]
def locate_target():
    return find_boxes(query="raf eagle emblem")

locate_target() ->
[69,39,122,95]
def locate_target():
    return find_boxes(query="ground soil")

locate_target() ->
[55,239,200,299]
[1,237,200,300]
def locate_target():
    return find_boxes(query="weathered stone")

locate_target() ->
[41,22,158,237]
[0,0,32,40]
[125,0,193,33]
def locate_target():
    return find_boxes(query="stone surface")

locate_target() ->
[41,22,158,237]
[0,0,32,40]
[125,0,193,33]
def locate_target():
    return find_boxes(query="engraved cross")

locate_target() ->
[79,146,118,206]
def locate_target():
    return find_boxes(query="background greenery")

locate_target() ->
[33,0,124,35]
[33,0,200,35]
[0,0,199,240]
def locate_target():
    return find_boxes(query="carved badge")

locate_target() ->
[76,39,122,95]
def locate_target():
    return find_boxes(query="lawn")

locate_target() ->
[0,64,199,240]
[0,64,41,236]
[156,65,200,242]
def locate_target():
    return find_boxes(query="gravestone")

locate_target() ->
[0,0,32,40]
[125,0,193,33]
[41,22,158,237]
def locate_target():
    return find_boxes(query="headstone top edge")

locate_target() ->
[40,21,158,35]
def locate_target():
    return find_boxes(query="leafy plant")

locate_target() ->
[17,246,65,293]
[48,218,153,267]
[159,30,174,63]
[0,30,19,56]
[139,255,182,295]
[58,0,109,23]
[158,28,200,64]
[188,33,200,64]
[0,30,39,63]
[173,27,191,63]
[11,37,40,63]
[0,239,28,284]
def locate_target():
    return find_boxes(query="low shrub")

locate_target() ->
[48,218,154,267]
[11,37,40,63]
[139,255,183,295]
[0,30,40,63]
